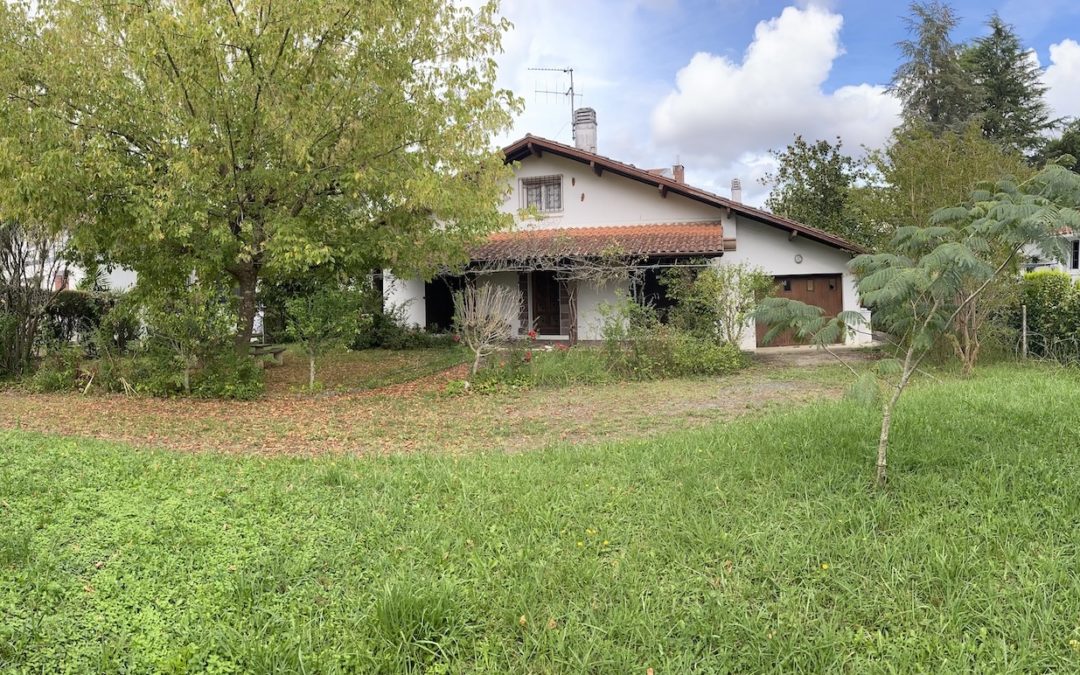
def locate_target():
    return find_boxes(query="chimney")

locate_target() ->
[672,164,685,184]
[730,178,742,203]
[573,107,597,153]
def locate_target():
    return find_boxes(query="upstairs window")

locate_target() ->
[1073,240,1079,270]
[522,175,563,212]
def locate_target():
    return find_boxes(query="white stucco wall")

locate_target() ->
[723,216,871,348]
[60,265,138,292]
[475,271,524,335]
[382,270,426,328]
[504,154,732,230]
[1022,238,1079,279]
[577,277,631,341]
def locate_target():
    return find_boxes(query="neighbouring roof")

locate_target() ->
[502,135,866,254]
[470,223,734,263]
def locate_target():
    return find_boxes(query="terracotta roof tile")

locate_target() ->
[470,223,733,262]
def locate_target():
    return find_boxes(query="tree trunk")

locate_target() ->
[309,354,316,390]
[233,265,258,355]
[877,347,918,488]
[182,366,191,394]
[472,349,482,375]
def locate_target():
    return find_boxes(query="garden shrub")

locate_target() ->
[598,298,746,379]
[29,344,83,392]
[41,290,112,347]
[352,295,454,350]
[662,262,774,346]
[189,350,265,400]
[121,348,264,399]
[1018,270,1080,360]
[465,297,747,393]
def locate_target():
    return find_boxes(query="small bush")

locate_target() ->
[662,262,774,346]
[353,300,454,350]
[114,348,264,400]
[469,326,746,393]
[1017,270,1080,361]
[190,350,265,400]
[669,333,746,376]
[29,345,83,392]
[41,290,114,347]
[596,298,746,379]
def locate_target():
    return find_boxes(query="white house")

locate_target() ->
[1023,232,1080,278]
[384,108,871,350]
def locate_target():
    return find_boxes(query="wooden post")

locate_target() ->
[1021,304,1028,359]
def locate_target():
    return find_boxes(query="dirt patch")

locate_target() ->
[0,361,847,457]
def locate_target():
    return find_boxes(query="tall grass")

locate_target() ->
[1,365,1079,671]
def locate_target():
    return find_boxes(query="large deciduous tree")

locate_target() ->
[760,135,883,249]
[1041,120,1080,174]
[855,124,1033,233]
[0,0,519,353]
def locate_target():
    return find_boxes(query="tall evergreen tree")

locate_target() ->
[891,1,978,135]
[963,14,1054,158]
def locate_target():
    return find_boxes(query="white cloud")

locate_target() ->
[490,0,668,162]
[1043,39,1080,121]
[650,5,901,204]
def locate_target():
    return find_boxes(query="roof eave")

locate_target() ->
[501,135,867,255]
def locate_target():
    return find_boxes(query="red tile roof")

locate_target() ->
[470,223,734,262]
[502,135,866,254]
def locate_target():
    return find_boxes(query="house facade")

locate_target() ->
[384,109,872,350]
[1024,233,1080,278]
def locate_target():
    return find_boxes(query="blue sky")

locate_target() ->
[491,0,1080,205]
[646,0,1080,92]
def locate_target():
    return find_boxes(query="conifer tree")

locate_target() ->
[964,14,1054,158]
[891,1,978,135]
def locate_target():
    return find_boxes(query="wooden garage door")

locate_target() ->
[756,274,843,347]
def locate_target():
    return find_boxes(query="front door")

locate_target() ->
[531,271,562,335]
[756,274,844,347]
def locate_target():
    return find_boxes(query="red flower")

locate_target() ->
[523,350,533,362]
[452,334,461,343]
[527,329,538,340]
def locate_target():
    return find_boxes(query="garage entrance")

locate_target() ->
[756,274,843,347]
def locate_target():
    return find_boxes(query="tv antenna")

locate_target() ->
[529,66,582,142]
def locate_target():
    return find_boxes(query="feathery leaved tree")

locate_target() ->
[0,0,519,354]
[754,164,1077,487]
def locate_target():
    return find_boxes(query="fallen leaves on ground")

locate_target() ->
[0,354,845,457]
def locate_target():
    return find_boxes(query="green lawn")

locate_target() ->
[2,365,1080,672]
